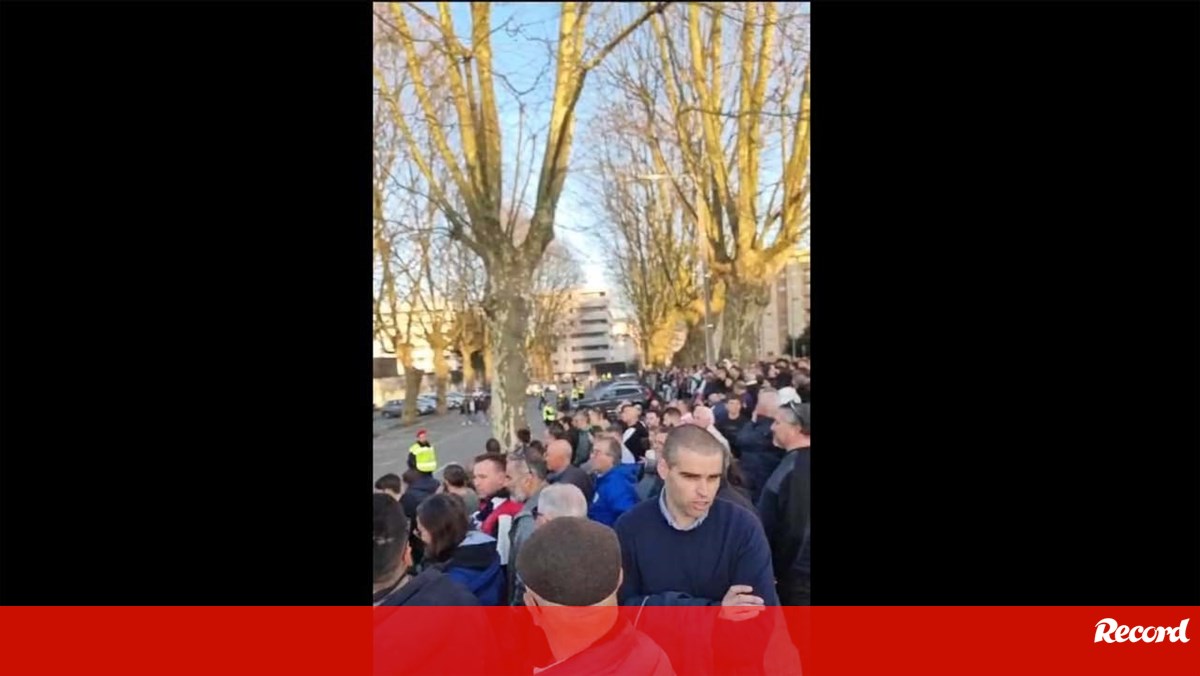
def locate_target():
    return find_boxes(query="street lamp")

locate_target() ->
[631,173,716,367]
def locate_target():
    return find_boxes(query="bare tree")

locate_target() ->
[528,239,582,381]
[586,133,703,366]
[373,82,430,425]
[599,2,810,362]
[373,1,673,446]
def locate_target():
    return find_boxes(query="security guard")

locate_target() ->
[406,429,438,474]
[542,402,557,424]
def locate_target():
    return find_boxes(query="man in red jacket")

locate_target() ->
[470,452,522,539]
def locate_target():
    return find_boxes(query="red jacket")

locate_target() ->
[477,497,522,538]
[534,619,675,676]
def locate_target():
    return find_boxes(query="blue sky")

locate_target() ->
[434,3,809,295]
[444,2,618,292]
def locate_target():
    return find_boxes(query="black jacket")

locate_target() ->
[715,415,749,458]
[756,448,811,606]
[373,567,479,607]
[374,569,496,676]
[398,474,439,523]
[736,417,784,504]
[399,474,439,566]
[622,421,650,461]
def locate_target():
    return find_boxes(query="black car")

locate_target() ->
[574,383,652,419]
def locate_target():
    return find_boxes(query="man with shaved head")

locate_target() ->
[614,425,776,673]
[545,437,594,505]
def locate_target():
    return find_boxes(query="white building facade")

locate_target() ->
[549,289,637,380]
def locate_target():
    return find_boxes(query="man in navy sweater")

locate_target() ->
[614,425,777,674]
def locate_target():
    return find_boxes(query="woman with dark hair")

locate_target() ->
[416,494,504,606]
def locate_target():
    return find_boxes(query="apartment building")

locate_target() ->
[758,248,810,358]
[549,288,635,380]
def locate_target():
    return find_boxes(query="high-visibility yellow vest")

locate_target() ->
[408,442,438,472]
[543,405,556,421]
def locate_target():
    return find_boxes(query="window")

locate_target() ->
[373,358,399,379]
[571,344,607,352]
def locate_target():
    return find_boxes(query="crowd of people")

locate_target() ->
[373,356,811,674]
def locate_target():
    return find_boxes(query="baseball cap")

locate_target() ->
[417,429,427,436]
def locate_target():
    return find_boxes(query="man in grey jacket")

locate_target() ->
[505,450,548,605]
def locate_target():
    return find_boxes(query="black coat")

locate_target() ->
[736,417,784,504]
[547,464,594,504]
[715,415,749,458]
[374,567,479,607]
[399,474,439,566]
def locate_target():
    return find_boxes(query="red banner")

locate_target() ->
[0,607,1195,675]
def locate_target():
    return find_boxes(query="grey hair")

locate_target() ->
[537,483,588,519]
[776,402,811,435]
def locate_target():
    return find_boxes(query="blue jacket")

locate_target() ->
[589,464,639,527]
[736,416,783,504]
[439,530,505,606]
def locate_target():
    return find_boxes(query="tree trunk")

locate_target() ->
[484,271,533,449]
[461,346,477,391]
[675,321,706,367]
[722,278,770,364]
[482,325,496,391]
[394,339,421,425]
[402,365,423,426]
[429,330,450,414]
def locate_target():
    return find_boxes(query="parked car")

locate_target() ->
[573,383,651,419]
[447,392,465,408]
[415,396,437,415]
[381,400,405,418]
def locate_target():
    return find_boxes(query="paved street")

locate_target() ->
[372,397,549,483]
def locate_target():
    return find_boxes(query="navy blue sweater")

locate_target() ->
[615,497,779,606]
[614,497,777,674]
